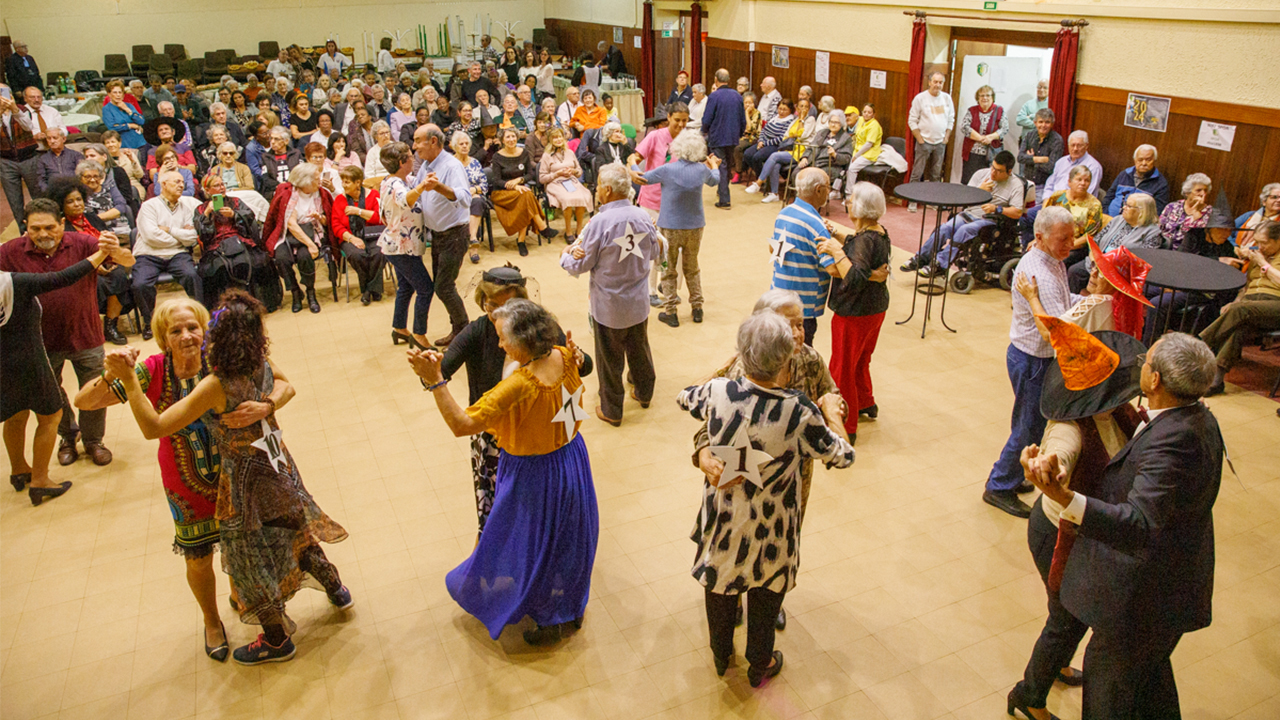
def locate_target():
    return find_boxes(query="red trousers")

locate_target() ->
[828,311,885,434]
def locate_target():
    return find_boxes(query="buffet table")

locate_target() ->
[552,76,644,128]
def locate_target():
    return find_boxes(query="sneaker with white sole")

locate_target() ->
[762,193,779,203]
[908,202,918,213]
[233,635,296,665]
[327,585,354,610]
[744,183,760,194]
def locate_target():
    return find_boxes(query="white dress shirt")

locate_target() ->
[17,104,66,151]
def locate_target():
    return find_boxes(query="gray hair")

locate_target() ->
[491,298,560,358]
[1068,164,1093,182]
[596,163,631,198]
[798,85,813,97]
[371,120,392,140]
[1035,205,1075,236]
[601,122,623,142]
[287,162,319,188]
[269,125,291,142]
[207,124,228,140]
[1067,130,1089,145]
[736,311,795,381]
[1260,182,1280,204]
[129,79,145,90]
[1034,108,1055,123]
[1181,173,1212,197]
[1133,144,1158,162]
[210,101,228,114]
[715,68,731,84]
[752,288,802,315]
[219,74,233,86]
[217,141,239,158]
[449,130,472,153]
[380,141,412,174]
[818,95,835,113]
[795,167,829,200]
[737,76,749,87]
[45,125,67,138]
[1148,332,1216,402]
[846,182,886,221]
[692,83,706,95]
[74,159,105,178]
[276,77,293,92]
[1126,192,1158,226]
[668,130,708,163]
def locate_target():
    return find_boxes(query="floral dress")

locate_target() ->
[208,361,347,625]
[1158,200,1209,251]
[376,175,426,257]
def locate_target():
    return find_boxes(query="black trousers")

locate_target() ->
[710,146,733,205]
[1081,628,1183,720]
[430,223,470,332]
[131,252,202,324]
[803,317,817,346]
[1014,496,1089,708]
[340,240,387,296]
[705,586,785,672]
[274,235,317,292]
[591,316,655,421]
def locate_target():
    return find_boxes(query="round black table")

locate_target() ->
[1131,247,1246,338]
[893,182,993,337]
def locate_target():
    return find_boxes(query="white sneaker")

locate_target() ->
[762,193,780,204]
[829,190,841,200]
[908,202,918,213]
[744,183,760,194]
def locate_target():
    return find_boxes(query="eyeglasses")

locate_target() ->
[1136,352,1148,366]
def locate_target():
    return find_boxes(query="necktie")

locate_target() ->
[35,109,48,136]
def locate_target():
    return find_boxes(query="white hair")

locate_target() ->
[371,120,391,139]
[276,77,292,92]
[269,125,291,142]
[737,311,795,380]
[45,125,67,138]
[157,101,174,113]
[692,83,706,94]
[217,141,238,156]
[752,289,802,315]
[846,182,886,221]
[818,95,835,113]
[1034,205,1075,236]
[288,162,319,188]
[1067,130,1089,145]
[1259,182,1280,204]
[209,101,228,114]
[1181,173,1212,197]
[74,159,105,178]
[596,163,632,197]
[668,129,708,163]
[1133,144,1158,161]
[795,167,829,199]
[601,122,622,142]
[449,130,471,152]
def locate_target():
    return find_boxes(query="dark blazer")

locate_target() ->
[700,86,747,149]
[1060,402,1223,637]
[1102,166,1171,216]
[804,128,853,169]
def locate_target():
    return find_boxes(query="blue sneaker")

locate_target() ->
[327,585,353,610]
[232,634,296,665]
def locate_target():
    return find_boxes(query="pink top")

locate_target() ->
[635,128,676,211]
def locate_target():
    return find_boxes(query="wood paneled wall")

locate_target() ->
[543,19,643,78]
[705,38,911,142]
[1074,85,1280,216]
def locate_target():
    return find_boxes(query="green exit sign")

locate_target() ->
[983,1,998,9]
[662,30,674,38]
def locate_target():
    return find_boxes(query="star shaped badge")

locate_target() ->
[612,222,646,260]
[551,385,590,439]
[768,236,795,267]
[709,429,774,489]
[250,419,288,473]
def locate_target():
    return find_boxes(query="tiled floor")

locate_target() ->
[2,188,1278,720]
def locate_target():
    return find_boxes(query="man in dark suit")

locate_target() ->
[1025,331,1223,719]
[5,41,43,98]
[698,68,746,210]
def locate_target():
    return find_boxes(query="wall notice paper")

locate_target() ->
[614,27,623,44]
[948,55,1042,182]
[662,21,674,31]
[633,36,642,49]
[815,51,829,85]
[772,46,789,69]
[870,70,887,89]
[1124,93,1171,133]
[1197,121,1236,152]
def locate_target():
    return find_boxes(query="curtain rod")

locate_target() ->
[905,10,1089,27]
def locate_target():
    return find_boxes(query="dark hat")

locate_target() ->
[482,266,527,287]
[143,116,187,146]
[174,83,188,93]
[643,104,669,128]
[1040,318,1146,422]
[1206,189,1236,230]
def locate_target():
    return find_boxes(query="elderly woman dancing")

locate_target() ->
[681,311,854,686]
[109,289,350,665]
[408,299,598,646]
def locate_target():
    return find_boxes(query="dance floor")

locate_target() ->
[2,186,1278,720]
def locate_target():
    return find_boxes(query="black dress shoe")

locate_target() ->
[1007,687,1061,720]
[29,481,72,506]
[205,622,230,663]
[658,312,679,328]
[748,651,783,688]
[103,317,126,345]
[291,290,304,313]
[142,324,153,341]
[692,308,703,323]
[983,490,1032,519]
[714,654,731,676]
[1015,480,1035,494]
[306,289,321,313]
[1056,667,1083,687]
[858,404,878,419]
[360,291,372,306]
[523,623,564,646]
[518,242,529,257]
[10,473,31,492]
[775,607,786,631]
[714,202,731,210]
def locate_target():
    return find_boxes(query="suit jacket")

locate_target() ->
[5,54,42,95]
[1060,402,1223,637]
[700,86,746,149]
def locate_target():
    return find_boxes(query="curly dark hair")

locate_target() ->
[45,176,90,215]
[207,288,270,379]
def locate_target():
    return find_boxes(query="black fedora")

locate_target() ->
[143,116,186,146]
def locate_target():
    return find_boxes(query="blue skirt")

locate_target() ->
[446,433,599,639]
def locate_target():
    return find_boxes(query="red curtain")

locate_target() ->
[903,17,927,177]
[1048,27,1080,136]
[690,3,703,86]
[641,0,655,116]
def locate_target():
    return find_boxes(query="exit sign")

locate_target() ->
[983,1,997,9]
[662,30,674,38]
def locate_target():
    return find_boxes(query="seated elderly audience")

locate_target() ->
[746,98,813,203]
[363,121,395,182]
[330,165,387,304]
[1159,173,1213,250]
[1043,130,1102,197]
[448,131,489,263]
[263,162,333,314]
[1237,183,1280,246]
[593,122,634,173]
[1035,165,1102,266]
[102,80,147,149]
[261,126,303,198]
[797,112,851,186]
[1068,192,1162,292]
[197,124,232,176]
[144,117,196,179]
[149,145,195,197]
[732,91,762,183]
[208,101,247,148]
[194,172,272,308]
[399,105,432,144]
[154,102,194,155]
[80,143,139,214]
[846,104,885,180]
[133,171,203,338]
[1103,144,1170,215]
[101,130,147,200]
[36,127,82,193]
[539,127,593,241]
[742,98,794,181]
[1018,108,1064,196]
[1201,220,1280,395]
[76,160,133,239]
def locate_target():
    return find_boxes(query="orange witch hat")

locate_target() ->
[1036,315,1119,391]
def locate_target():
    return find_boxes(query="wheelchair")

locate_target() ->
[945,213,1024,294]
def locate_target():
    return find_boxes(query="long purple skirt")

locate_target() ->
[445,433,599,639]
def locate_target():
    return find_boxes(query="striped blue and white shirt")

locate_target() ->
[768,198,834,319]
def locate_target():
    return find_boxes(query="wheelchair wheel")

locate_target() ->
[999,258,1020,291]
[949,271,975,295]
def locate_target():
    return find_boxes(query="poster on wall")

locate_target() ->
[815,51,829,84]
[1197,121,1236,152]
[1124,93,1171,132]
[613,27,623,44]
[772,46,789,69]
[633,36,642,49]
[870,70,887,89]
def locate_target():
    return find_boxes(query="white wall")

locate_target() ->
[2,0,549,76]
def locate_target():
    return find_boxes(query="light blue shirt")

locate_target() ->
[1043,151,1103,197]
[412,149,472,232]
[560,200,660,329]
[643,159,717,230]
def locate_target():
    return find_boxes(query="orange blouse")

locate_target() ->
[464,348,585,456]
[571,105,609,131]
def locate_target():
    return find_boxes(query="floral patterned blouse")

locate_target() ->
[1158,200,1209,251]
[376,175,425,256]
[460,156,488,194]
[1043,190,1103,241]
